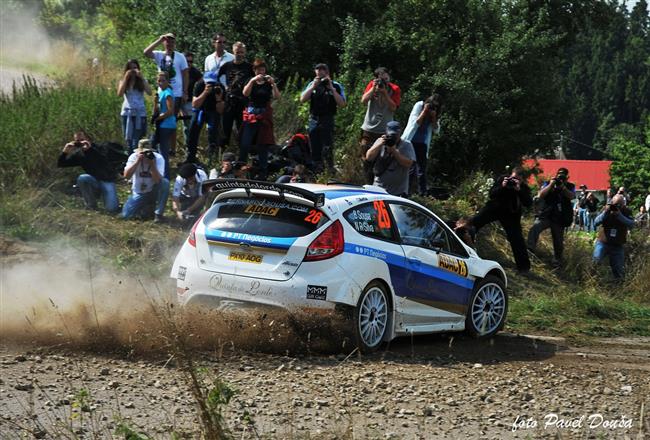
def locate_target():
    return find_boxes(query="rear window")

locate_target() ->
[203,198,329,237]
[343,201,396,241]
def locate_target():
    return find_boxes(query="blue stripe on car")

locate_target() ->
[204,229,297,249]
[344,243,473,306]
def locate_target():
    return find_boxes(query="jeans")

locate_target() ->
[181,101,193,146]
[222,97,246,147]
[77,174,119,212]
[410,141,428,195]
[121,115,147,154]
[239,121,269,180]
[308,115,335,169]
[527,217,565,260]
[152,127,175,179]
[592,240,625,278]
[187,110,220,163]
[121,179,170,219]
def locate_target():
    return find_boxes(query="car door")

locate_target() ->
[388,202,474,327]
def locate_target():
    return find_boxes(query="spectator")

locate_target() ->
[143,33,189,156]
[275,164,309,184]
[402,94,441,195]
[172,163,208,222]
[359,67,401,184]
[645,189,650,213]
[117,59,152,154]
[635,204,649,228]
[121,139,169,223]
[617,186,629,205]
[217,42,254,150]
[575,185,588,230]
[583,192,600,232]
[592,194,634,278]
[204,33,234,85]
[240,59,280,180]
[210,151,237,179]
[364,121,415,196]
[186,71,225,164]
[300,63,346,171]
[57,130,121,213]
[180,51,203,154]
[457,167,533,273]
[527,167,576,265]
[151,71,176,179]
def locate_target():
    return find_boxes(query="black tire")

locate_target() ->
[465,275,508,338]
[354,281,390,353]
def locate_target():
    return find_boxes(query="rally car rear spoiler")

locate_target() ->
[202,179,325,208]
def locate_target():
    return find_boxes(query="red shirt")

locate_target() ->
[364,80,401,107]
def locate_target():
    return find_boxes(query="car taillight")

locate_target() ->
[304,220,344,261]
[188,213,205,247]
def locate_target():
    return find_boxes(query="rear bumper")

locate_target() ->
[173,257,359,312]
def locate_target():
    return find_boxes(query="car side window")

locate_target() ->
[343,201,396,241]
[389,204,451,252]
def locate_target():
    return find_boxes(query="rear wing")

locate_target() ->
[202,179,325,208]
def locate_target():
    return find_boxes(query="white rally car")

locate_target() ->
[171,179,508,351]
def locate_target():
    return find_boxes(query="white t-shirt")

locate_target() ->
[645,194,650,212]
[172,169,208,198]
[125,151,166,194]
[152,50,188,98]
[204,51,235,86]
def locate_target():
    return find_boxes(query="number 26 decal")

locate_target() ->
[305,209,323,224]
[373,201,391,229]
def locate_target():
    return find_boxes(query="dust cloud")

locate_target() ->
[0,3,53,66]
[0,238,350,356]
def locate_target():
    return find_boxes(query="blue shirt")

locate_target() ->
[158,87,177,129]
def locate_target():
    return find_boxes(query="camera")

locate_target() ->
[553,175,567,187]
[143,150,155,160]
[504,176,519,188]
[264,75,272,82]
[384,135,397,147]
[608,203,619,212]
[375,78,387,89]
[74,141,84,149]
[320,78,330,87]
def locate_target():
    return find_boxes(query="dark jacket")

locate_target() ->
[57,143,116,182]
[594,206,634,245]
[487,175,533,218]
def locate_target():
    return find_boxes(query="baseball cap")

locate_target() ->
[386,121,401,136]
[179,163,197,179]
[203,71,218,84]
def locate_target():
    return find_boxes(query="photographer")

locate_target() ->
[121,139,169,222]
[240,58,281,180]
[575,185,588,230]
[117,59,152,154]
[359,67,401,184]
[172,163,208,222]
[57,130,120,213]
[275,164,309,184]
[365,121,415,197]
[592,194,634,278]
[527,167,576,265]
[403,95,442,195]
[217,42,254,149]
[209,152,249,180]
[300,63,346,172]
[457,167,533,272]
[583,191,600,232]
[186,71,225,164]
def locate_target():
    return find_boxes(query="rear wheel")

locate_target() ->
[465,276,508,338]
[355,281,390,352]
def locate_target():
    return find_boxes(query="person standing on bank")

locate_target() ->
[240,59,280,180]
[402,94,441,195]
[365,121,415,197]
[117,59,152,154]
[527,167,576,265]
[151,71,176,179]
[359,67,401,184]
[300,63,346,172]
[143,33,189,157]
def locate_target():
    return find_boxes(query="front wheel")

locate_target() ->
[354,281,390,353]
[465,276,508,338]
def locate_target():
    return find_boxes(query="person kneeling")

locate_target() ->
[121,139,169,222]
[172,163,207,223]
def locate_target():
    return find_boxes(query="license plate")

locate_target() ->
[228,251,263,264]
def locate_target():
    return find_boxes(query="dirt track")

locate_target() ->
[1,237,648,439]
